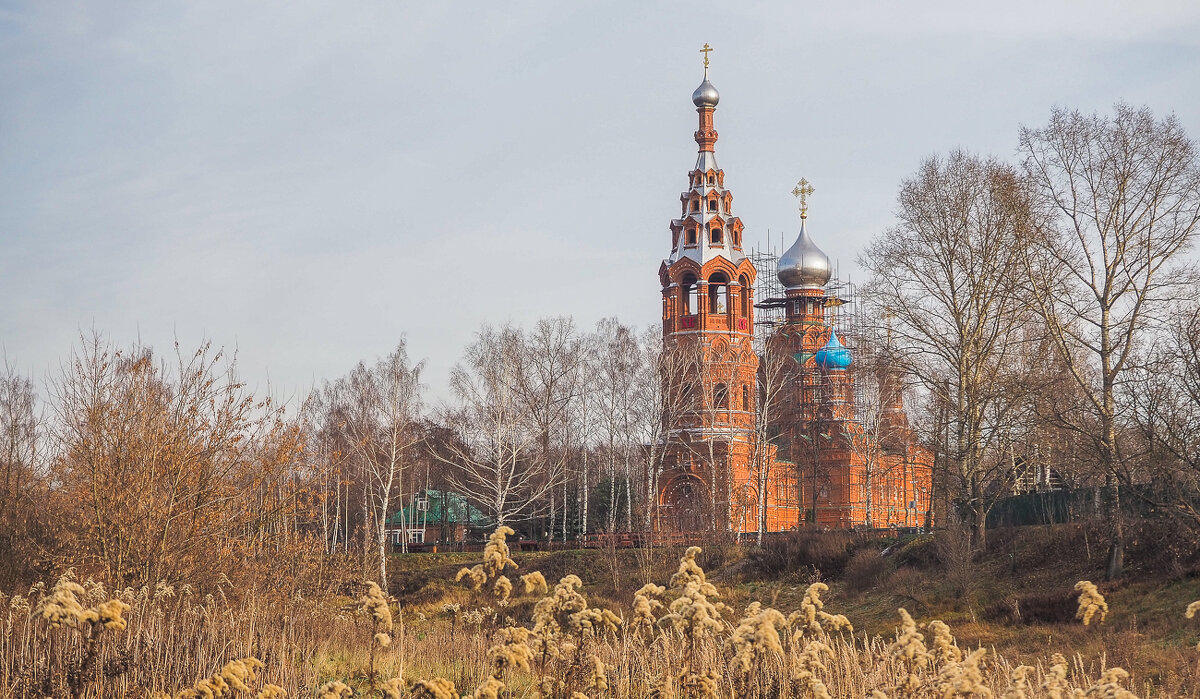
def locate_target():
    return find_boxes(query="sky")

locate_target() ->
[3,1,1200,405]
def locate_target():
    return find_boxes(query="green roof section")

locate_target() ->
[389,489,493,528]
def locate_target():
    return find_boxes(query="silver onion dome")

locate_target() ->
[692,78,719,108]
[777,219,832,290]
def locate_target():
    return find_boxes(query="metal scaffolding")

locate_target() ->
[748,245,876,418]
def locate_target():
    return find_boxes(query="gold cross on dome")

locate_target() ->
[700,43,713,75]
[792,178,815,219]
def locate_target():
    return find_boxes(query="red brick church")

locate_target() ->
[656,49,932,533]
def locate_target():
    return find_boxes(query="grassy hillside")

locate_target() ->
[388,521,1200,693]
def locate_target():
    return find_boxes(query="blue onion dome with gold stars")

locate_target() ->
[814,328,852,371]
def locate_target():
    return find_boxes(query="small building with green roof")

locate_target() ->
[385,489,492,547]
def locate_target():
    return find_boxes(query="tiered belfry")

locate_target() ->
[655,49,932,532]
[656,49,798,533]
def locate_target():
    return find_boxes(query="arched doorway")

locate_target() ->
[662,475,708,532]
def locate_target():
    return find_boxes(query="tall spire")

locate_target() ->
[667,50,744,267]
[691,43,719,153]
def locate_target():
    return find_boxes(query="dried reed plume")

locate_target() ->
[661,547,727,640]
[521,571,549,596]
[470,676,506,699]
[1073,580,1108,626]
[165,657,266,698]
[889,608,931,694]
[787,582,852,643]
[381,678,405,699]
[935,647,990,698]
[729,601,787,673]
[630,583,665,638]
[1087,668,1138,699]
[1000,666,1034,699]
[1041,653,1072,699]
[792,640,832,699]
[38,578,131,631]
[493,575,513,601]
[409,678,459,699]
[927,619,961,665]
[360,580,394,692]
[488,625,534,674]
[316,680,353,699]
[585,654,609,692]
[457,526,519,593]
[361,581,394,633]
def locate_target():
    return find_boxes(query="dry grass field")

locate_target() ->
[3,524,1199,699]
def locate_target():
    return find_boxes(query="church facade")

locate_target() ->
[655,57,932,533]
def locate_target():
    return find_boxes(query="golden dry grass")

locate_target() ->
[4,529,1195,698]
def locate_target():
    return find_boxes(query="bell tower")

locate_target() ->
[657,46,761,533]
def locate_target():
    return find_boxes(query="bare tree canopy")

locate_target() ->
[438,325,561,526]
[860,150,1036,546]
[1019,104,1200,579]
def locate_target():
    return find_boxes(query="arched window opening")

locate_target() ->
[739,274,750,317]
[681,273,698,315]
[742,384,751,410]
[710,227,723,244]
[708,198,718,211]
[681,382,695,407]
[714,383,728,410]
[690,198,699,212]
[685,228,697,246]
[733,230,741,247]
[708,272,729,314]
[707,173,715,184]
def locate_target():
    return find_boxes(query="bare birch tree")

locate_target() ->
[1019,104,1200,579]
[438,325,558,527]
[342,341,424,584]
[633,326,703,532]
[591,318,642,532]
[510,317,585,541]
[750,334,795,542]
[846,348,910,528]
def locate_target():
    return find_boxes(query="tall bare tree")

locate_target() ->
[1019,105,1200,579]
[438,325,558,527]
[845,347,912,528]
[510,317,585,541]
[590,318,644,532]
[1127,299,1200,531]
[633,326,703,532]
[0,357,42,585]
[749,333,795,542]
[860,150,1036,547]
[343,341,424,582]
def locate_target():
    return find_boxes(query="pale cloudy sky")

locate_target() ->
[3,2,1200,403]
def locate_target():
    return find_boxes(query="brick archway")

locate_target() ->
[661,475,708,533]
